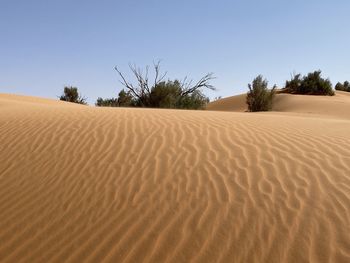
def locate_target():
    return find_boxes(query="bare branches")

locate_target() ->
[180,73,216,97]
[114,66,141,100]
[114,61,215,107]
[153,60,167,88]
[115,60,168,106]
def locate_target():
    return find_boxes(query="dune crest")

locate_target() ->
[0,94,349,263]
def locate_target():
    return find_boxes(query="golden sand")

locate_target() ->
[0,92,349,262]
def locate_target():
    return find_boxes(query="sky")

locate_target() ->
[1,0,349,104]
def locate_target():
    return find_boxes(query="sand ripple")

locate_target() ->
[0,94,350,262]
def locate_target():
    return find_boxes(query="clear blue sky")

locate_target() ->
[1,0,349,104]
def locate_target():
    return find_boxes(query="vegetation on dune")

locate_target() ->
[335,81,350,92]
[59,86,87,105]
[96,61,215,110]
[96,89,135,107]
[283,70,334,96]
[246,75,276,112]
[147,80,210,109]
[245,71,335,113]
[95,97,118,107]
[58,68,344,111]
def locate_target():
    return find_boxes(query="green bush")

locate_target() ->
[96,82,209,109]
[149,80,181,108]
[96,89,135,107]
[335,81,350,92]
[113,61,214,109]
[246,75,276,112]
[96,97,118,107]
[117,89,135,106]
[284,70,334,95]
[59,86,87,104]
[178,90,210,110]
[149,80,209,109]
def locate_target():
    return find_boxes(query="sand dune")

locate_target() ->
[207,90,350,119]
[0,93,350,262]
[206,93,248,112]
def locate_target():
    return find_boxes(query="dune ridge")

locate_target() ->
[0,93,350,262]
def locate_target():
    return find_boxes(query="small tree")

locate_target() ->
[345,81,350,91]
[335,82,344,91]
[246,75,276,112]
[284,73,302,94]
[284,70,334,95]
[114,61,215,109]
[147,80,209,109]
[96,97,118,107]
[335,81,350,92]
[95,89,135,107]
[60,86,87,104]
[149,80,181,108]
[117,89,135,106]
[178,89,210,109]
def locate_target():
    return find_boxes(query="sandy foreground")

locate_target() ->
[0,92,349,263]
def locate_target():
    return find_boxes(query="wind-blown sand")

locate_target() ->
[0,93,349,262]
[207,90,350,119]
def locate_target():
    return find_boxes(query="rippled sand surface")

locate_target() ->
[1,93,349,262]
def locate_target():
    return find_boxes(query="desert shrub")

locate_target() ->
[177,89,210,109]
[96,97,118,107]
[284,74,302,93]
[96,89,135,107]
[60,86,87,104]
[114,61,214,109]
[147,80,209,109]
[335,82,344,91]
[149,80,181,108]
[96,61,213,109]
[284,70,334,95]
[117,89,135,106]
[246,75,276,112]
[335,81,350,92]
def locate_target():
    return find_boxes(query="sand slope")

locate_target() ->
[206,93,248,112]
[207,91,350,119]
[0,93,350,263]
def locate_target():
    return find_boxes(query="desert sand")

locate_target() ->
[207,90,350,119]
[0,92,349,262]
